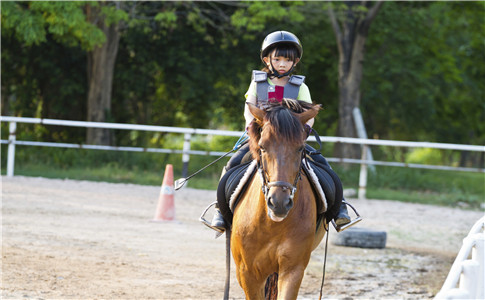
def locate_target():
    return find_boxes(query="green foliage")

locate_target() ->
[367,166,484,208]
[231,1,305,32]
[154,10,177,30]
[100,4,129,27]
[1,1,483,169]
[405,148,443,165]
[362,2,485,146]
[1,1,105,50]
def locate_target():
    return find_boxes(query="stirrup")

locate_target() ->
[199,201,225,234]
[331,201,362,232]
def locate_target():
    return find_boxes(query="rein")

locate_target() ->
[318,226,330,300]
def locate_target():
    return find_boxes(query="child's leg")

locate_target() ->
[304,144,352,227]
[210,144,251,232]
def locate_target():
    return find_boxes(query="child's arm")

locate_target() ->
[244,94,257,129]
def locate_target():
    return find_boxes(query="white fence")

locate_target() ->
[1,116,484,198]
[435,216,485,299]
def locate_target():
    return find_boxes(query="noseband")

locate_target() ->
[257,149,304,202]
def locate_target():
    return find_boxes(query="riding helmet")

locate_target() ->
[260,31,303,61]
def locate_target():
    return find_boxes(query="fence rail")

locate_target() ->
[1,116,484,198]
[435,216,485,299]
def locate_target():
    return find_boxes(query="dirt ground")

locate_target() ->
[2,176,483,299]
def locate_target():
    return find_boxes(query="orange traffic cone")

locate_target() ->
[151,164,175,222]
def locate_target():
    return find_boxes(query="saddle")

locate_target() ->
[217,161,257,227]
[216,156,343,228]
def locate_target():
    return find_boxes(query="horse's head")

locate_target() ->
[247,99,321,222]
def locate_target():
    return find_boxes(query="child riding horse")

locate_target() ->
[206,31,359,234]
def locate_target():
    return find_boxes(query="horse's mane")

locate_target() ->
[248,99,316,162]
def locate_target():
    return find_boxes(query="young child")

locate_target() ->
[208,31,355,233]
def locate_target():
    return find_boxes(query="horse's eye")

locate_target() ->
[298,146,305,152]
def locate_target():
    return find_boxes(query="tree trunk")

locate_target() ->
[85,3,121,145]
[328,1,383,159]
[1,87,9,116]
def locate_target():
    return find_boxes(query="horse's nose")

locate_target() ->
[267,188,293,220]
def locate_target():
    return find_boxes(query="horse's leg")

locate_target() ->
[276,265,307,300]
[232,243,266,299]
[276,238,314,300]
[234,266,266,300]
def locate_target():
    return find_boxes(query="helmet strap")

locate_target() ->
[269,60,296,79]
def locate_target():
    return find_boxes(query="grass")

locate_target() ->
[2,146,484,210]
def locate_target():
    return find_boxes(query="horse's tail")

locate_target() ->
[224,229,231,300]
[264,273,278,300]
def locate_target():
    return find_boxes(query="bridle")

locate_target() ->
[257,147,304,203]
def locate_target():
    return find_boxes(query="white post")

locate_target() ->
[7,121,17,177]
[472,234,485,299]
[182,133,191,178]
[459,260,479,298]
[358,145,368,200]
[442,289,470,299]
[435,217,485,299]
[352,107,375,172]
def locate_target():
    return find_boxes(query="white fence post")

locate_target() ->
[182,133,192,178]
[358,145,368,200]
[472,233,485,299]
[459,260,479,297]
[435,216,485,299]
[352,107,375,172]
[7,121,17,177]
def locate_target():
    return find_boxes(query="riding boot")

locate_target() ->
[210,207,226,233]
[332,199,362,232]
[201,144,250,235]
[207,167,228,233]
[334,201,351,226]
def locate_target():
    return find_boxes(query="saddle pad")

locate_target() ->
[303,159,343,222]
[217,161,257,227]
[229,160,258,212]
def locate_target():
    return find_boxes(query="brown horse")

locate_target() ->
[230,99,327,299]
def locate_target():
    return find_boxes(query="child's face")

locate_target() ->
[263,50,300,76]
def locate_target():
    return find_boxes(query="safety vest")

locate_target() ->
[252,70,305,106]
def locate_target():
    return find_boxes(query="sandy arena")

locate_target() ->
[2,176,483,299]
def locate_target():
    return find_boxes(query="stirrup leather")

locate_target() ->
[199,201,225,233]
[331,201,362,232]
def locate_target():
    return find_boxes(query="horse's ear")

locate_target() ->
[247,102,266,123]
[298,104,321,124]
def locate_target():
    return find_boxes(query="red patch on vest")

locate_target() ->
[268,85,284,103]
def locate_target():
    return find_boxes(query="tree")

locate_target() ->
[85,2,127,145]
[327,1,383,159]
[1,1,105,142]
[361,2,484,166]
[1,1,178,145]
[85,1,242,145]
[3,1,482,167]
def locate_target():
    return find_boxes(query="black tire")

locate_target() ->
[332,227,387,249]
